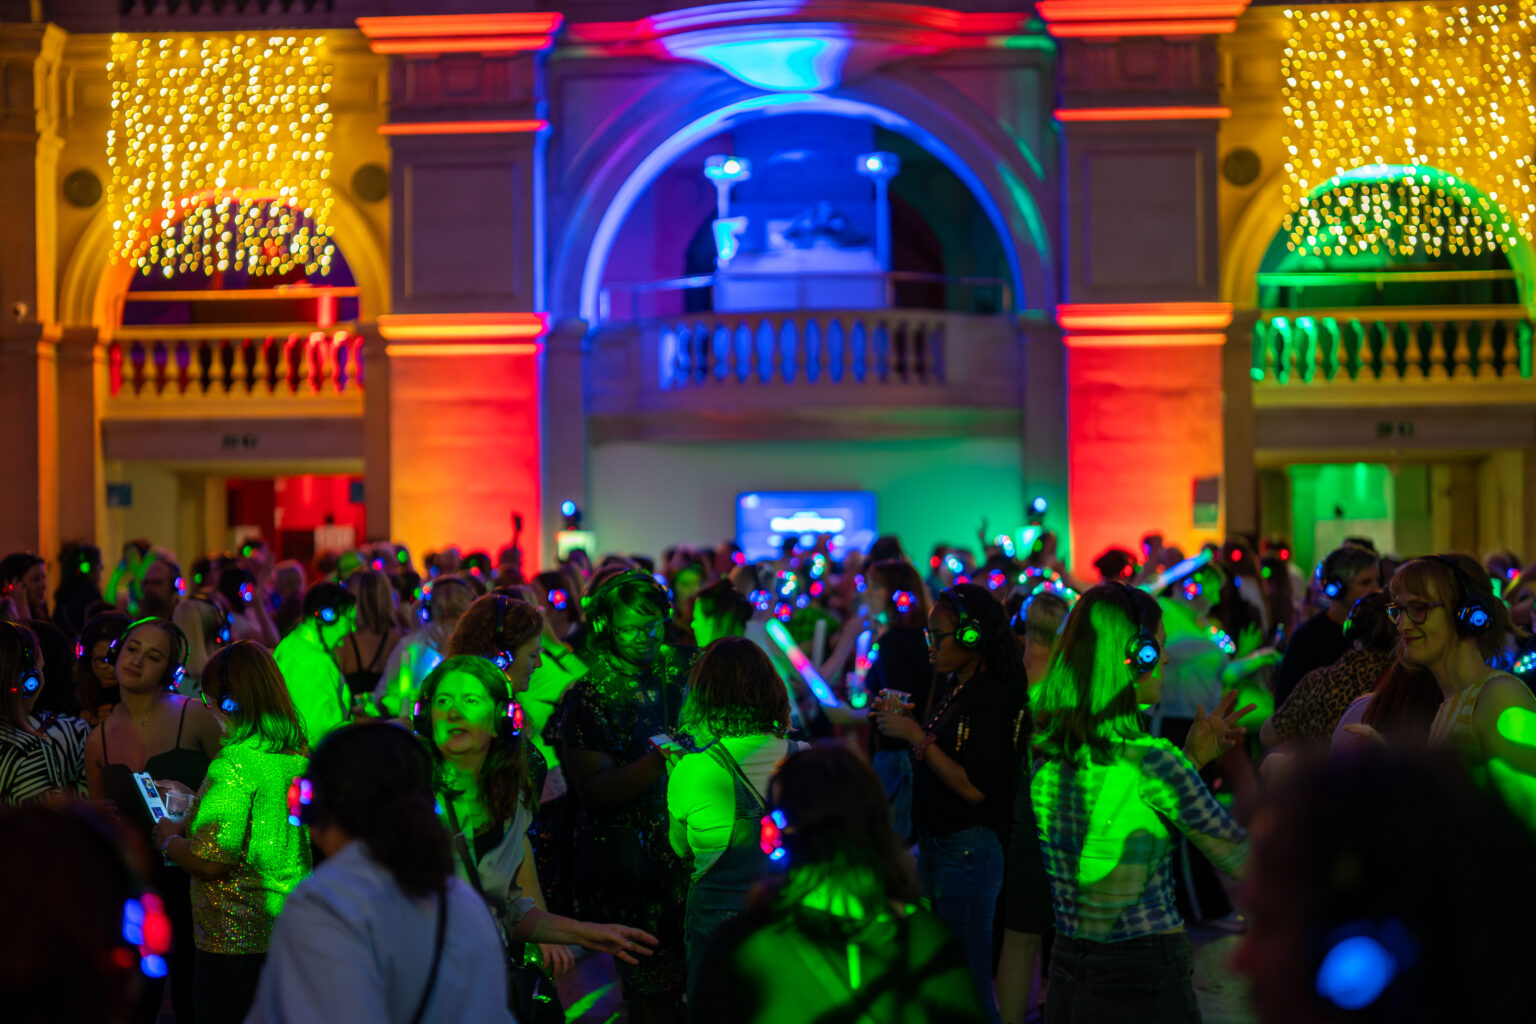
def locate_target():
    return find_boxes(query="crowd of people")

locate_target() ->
[2,524,1535,1024]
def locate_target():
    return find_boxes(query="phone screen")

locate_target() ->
[134,771,168,823]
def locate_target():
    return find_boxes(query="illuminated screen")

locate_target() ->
[736,491,877,562]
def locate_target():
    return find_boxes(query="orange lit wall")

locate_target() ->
[1066,344,1224,577]
[388,347,541,564]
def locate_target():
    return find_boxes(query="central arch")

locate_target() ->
[549,76,1054,323]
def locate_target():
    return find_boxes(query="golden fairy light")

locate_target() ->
[107,34,336,276]
[1281,4,1536,257]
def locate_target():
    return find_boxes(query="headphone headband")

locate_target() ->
[939,587,983,649]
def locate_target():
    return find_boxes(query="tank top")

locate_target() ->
[1428,671,1505,751]
[343,632,391,699]
[100,698,212,837]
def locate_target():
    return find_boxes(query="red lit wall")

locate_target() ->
[1066,345,1224,577]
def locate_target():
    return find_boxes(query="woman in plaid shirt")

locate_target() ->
[1030,583,1252,1023]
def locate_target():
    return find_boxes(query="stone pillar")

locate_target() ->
[1040,4,1249,574]
[358,322,391,542]
[0,24,66,558]
[56,326,105,549]
[356,14,561,564]
[1223,308,1261,541]
[541,317,588,569]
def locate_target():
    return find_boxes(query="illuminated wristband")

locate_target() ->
[911,733,938,761]
[160,835,177,857]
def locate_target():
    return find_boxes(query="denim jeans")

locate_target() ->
[1045,932,1202,1024]
[917,826,1005,1024]
[873,749,914,840]
[194,948,268,1024]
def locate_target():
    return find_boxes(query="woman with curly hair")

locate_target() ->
[666,636,806,1004]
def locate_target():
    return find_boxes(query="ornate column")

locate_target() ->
[1039,1,1248,573]
[0,24,65,558]
[357,13,560,562]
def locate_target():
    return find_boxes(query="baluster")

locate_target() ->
[755,319,775,383]
[174,341,191,394]
[827,320,845,383]
[850,321,867,382]
[1374,324,1398,384]
[1449,323,1472,378]
[1402,324,1426,380]
[912,323,927,382]
[240,338,258,393]
[734,324,751,383]
[1426,322,1449,379]
[108,340,123,396]
[712,324,730,383]
[309,331,329,393]
[804,319,822,384]
[335,333,352,393]
[195,339,213,393]
[1476,320,1497,378]
[284,334,302,393]
[694,321,710,384]
[873,323,890,383]
[931,322,946,384]
[779,319,798,383]
[152,341,169,395]
[1500,320,1522,379]
[657,325,678,389]
[129,341,146,395]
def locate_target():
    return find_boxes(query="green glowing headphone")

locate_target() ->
[941,587,983,649]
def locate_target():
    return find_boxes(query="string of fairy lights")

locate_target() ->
[1281,3,1536,259]
[107,34,336,278]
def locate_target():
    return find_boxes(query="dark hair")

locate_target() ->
[204,642,307,754]
[58,542,101,581]
[935,583,1027,703]
[22,619,77,717]
[304,722,453,897]
[692,579,752,637]
[0,805,146,1023]
[302,580,356,621]
[681,637,791,740]
[0,553,43,587]
[417,655,536,822]
[1248,750,1536,1022]
[0,622,40,734]
[763,743,920,912]
[1033,583,1163,765]
[73,612,131,715]
[1260,555,1298,637]
[534,570,582,623]
[1344,593,1396,654]
[215,566,256,613]
[867,535,905,564]
[1391,553,1519,662]
[867,559,929,629]
[1360,662,1441,744]
[584,570,670,652]
[1092,547,1139,582]
[1321,544,1380,599]
[445,594,542,664]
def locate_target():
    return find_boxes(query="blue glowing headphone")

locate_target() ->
[1111,583,1162,674]
[202,689,240,717]
[1313,917,1418,1014]
[759,809,790,862]
[547,587,569,612]
[1432,555,1493,636]
[4,621,42,698]
[1319,550,1347,600]
[489,595,514,671]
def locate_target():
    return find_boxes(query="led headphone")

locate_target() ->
[759,809,790,862]
[1314,922,1415,1012]
[411,658,524,744]
[547,588,569,612]
[1319,551,1347,600]
[1181,575,1204,601]
[202,690,240,717]
[892,589,916,616]
[941,588,983,649]
[64,806,173,979]
[188,595,232,646]
[1431,555,1493,636]
[112,618,190,691]
[287,776,313,827]
[4,621,43,698]
[986,569,1007,591]
[489,595,514,671]
[1111,583,1162,675]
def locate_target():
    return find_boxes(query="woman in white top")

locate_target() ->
[666,636,805,1005]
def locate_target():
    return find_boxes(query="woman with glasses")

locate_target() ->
[1367,555,1536,776]
[872,583,1026,1023]
[151,641,310,1024]
[560,569,698,1023]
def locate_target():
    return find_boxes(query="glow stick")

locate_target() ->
[766,619,841,708]
[1143,548,1214,595]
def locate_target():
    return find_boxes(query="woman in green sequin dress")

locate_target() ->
[154,642,311,1024]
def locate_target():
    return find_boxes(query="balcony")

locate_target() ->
[1250,304,1536,407]
[104,325,363,419]
[586,306,1022,442]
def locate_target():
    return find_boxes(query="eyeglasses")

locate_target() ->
[613,618,666,641]
[1385,600,1445,625]
[924,629,956,648]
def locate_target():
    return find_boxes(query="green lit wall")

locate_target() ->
[1288,463,1395,570]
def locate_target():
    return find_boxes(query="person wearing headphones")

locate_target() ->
[151,642,311,1024]
[1363,555,1536,780]
[1029,584,1251,1023]
[872,584,1026,1023]
[1272,545,1382,708]
[862,558,933,840]
[560,568,698,1023]
[273,582,357,748]
[85,616,222,1024]
[1,621,69,805]
[377,575,476,718]
[689,743,982,1023]
[173,594,234,706]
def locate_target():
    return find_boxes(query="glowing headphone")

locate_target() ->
[489,595,514,671]
[1111,583,1162,674]
[112,618,190,691]
[1319,550,1348,600]
[547,588,570,612]
[892,589,916,616]
[759,809,790,862]
[1432,555,1493,636]
[4,621,43,698]
[188,595,232,646]
[986,569,1007,591]
[202,690,240,717]
[941,588,983,649]
[1181,575,1204,601]
[410,660,523,742]
[63,807,173,979]
[287,776,313,827]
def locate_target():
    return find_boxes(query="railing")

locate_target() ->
[657,313,948,390]
[599,271,1012,323]
[107,327,363,399]
[1252,306,1534,384]
[587,309,1021,419]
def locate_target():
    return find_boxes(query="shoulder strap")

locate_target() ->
[366,633,390,671]
[441,796,487,894]
[173,697,191,745]
[407,888,449,1024]
[710,742,768,809]
[100,719,110,761]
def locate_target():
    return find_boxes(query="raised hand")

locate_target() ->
[578,922,659,965]
[1183,690,1258,769]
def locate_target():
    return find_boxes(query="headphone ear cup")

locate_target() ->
[956,623,981,648]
